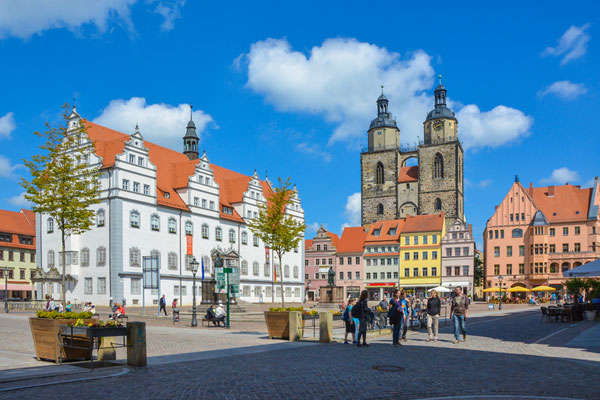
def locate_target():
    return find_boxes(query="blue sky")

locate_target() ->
[0,1,597,248]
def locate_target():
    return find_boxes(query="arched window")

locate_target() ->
[252,261,259,276]
[376,162,384,184]
[185,221,193,235]
[512,228,523,238]
[81,248,90,266]
[293,265,299,279]
[96,246,106,266]
[47,217,54,233]
[434,153,444,178]
[168,217,177,234]
[96,210,105,227]
[130,210,140,228]
[215,227,222,241]
[151,214,160,231]
[229,229,236,243]
[264,263,270,277]
[168,252,178,270]
[377,203,384,215]
[561,262,570,273]
[241,231,248,245]
[48,250,55,267]
[201,224,209,239]
[435,198,442,211]
[241,260,248,275]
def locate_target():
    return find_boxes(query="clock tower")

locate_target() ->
[418,76,464,226]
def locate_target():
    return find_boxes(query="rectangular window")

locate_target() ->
[393,258,398,265]
[404,252,409,260]
[507,246,512,257]
[413,252,419,260]
[432,235,437,244]
[446,266,452,276]
[373,259,377,266]
[386,272,391,279]
[422,252,428,260]
[201,199,207,208]
[413,268,419,277]
[31,253,35,263]
[122,179,129,190]
[373,272,378,279]
[328,258,332,265]
[413,236,418,245]
[494,265,500,275]
[404,237,409,245]
[348,257,352,265]
[519,245,525,256]
[575,226,580,235]
[563,243,569,252]
[463,266,469,276]
[521,213,524,220]
[446,248,452,257]
[339,257,344,265]
[84,278,93,294]
[422,268,428,277]
[143,184,150,195]
[519,264,525,274]
[366,259,371,266]
[563,227,568,236]
[265,286,272,297]
[431,251,437,260]
[133,182,140,193]
[355,257,360,264]
[97,277,107,294]
[8,251,13,261]
[489,231,493,239]
[574,243,581,252]
[510,214,514,221]
[454,266,460,276]
[463,247,469,256]
[209,201,215,210]
[404,268,409,277]
[366,272,371,280]
[20,252,25,262]
[193,197,199,206]
[316,259,320,265]
[455,247,461,256]
[494,247,500,257]
[423,235,428,244]
[500,230,504,239]
[138,157,144,167]
[128,278,140,295]
[20,269,25,279]
[355,271,360,279]
[129,154,135,163]
[339,271,343,280]
[495,230,498,239]
[549,228,555,236]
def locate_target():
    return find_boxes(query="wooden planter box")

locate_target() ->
[29,318,95,362]
[264,312,306,340]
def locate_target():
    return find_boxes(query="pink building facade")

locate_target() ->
[335,227,367,299]
[484,177,600,293]
[304,226,339,301]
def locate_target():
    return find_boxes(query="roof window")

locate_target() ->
[373,229,381,237]
[164,192,170,199]
[388,227,397,235]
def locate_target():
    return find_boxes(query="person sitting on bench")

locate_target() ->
[110,303,125,320]
[215,303,226,326]
[205,304,218,325]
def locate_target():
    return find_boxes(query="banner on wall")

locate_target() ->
[265,246,270,263]
[186,235,193,255]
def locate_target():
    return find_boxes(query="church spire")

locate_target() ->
[183,104,199,160]
[425,74,455,122]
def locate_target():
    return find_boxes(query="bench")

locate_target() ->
[202,316,226,327]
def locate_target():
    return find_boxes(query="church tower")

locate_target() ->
[360,88,400,226]
[418,76,464,226]
[183,105,199,160]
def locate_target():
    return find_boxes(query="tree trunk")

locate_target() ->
[278,251,285,308]
[61,229,66,304]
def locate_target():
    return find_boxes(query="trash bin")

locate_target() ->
[173,308,180,324]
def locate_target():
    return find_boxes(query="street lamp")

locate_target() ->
[4,267,8,313]
[498,275,503,310]
[190,257,200,327]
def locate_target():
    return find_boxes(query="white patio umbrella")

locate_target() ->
[428,286,451,293]
[563,259,600,278]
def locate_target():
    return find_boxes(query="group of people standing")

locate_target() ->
[342,287,469,346]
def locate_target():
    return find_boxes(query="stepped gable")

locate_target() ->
[84,120,271,220]
[397,166,418,183]
[525,184,592,223]
[336,226,367,254]
[0,209,36,250]
[402,213,444,233]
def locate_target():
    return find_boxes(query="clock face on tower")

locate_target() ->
[433,120,443,131]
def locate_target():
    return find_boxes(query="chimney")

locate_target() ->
[468,224,472,234]
[529,182,533,189]
[548,186,555,197]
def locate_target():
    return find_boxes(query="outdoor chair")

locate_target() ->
[540,307,550,323]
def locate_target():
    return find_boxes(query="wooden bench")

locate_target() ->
[202,316,225,327]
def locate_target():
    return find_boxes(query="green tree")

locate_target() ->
[474,255,484,287]
[21,104,101,303]
[247,177,305,307]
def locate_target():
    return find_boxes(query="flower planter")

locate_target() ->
[264,311,305,339]
[29,317,96,362]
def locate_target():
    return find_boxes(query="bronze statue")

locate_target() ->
[214,253,223,269]
[328,267,335,286]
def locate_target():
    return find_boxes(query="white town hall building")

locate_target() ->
[36,107,305,306]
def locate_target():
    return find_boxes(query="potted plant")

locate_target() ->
[264,307,304,339]
[29,310,96,362]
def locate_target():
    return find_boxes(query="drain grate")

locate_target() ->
[372,365,405,372]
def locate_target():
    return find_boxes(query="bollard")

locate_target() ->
[319,312,333,343]
[288,311,302,342]
[126,322,147,367]
[98,337,116,361]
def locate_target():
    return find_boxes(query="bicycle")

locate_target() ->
[409,310,427,331]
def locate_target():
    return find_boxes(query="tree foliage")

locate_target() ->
[474,255,484,287]
[247,177,305,307]
[21,104,102,302]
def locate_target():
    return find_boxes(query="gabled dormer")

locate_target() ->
[67,106,82,132]
[192,150,218,189]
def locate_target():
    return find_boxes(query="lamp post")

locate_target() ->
[498,275,503,310]
[190,257,199,327]
[4,267,8,313]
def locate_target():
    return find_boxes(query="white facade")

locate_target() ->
[36,110,305,306]
[441,219,475,295]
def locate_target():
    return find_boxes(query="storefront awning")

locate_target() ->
[6,284,32,291]
[398,284,438,288]
[366,283,396,287]
[442,281,470,287]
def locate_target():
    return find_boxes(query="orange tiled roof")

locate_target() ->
[398,166,418,183]
[526,184,592,223]
[402,213,444,233]
[336,227,367,253]
[84,120,271,221]
[365,220,404,243]
[0,209,36,250]
[327,232,340,248]
[305,239,313,249]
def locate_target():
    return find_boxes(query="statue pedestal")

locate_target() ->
[319,286,344,304]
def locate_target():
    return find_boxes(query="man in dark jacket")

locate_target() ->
[450,287,469,343]
[426,289,441,342]
[159,294,168,316]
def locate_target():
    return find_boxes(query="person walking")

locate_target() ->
[426,290,441,342]
[400,291,409,341]
[379,295,389,327]
[159,294,168,316]
[450,287,469,344]
[353,290,369,347]
[389,289,403,346]
[343,298,356,344]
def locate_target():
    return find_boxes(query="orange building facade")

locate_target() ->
[484,177,600,292]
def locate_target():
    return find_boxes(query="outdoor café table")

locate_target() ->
[59,324,128,370]
[547,307,561,322]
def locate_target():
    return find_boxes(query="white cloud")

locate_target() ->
[341,192,361,231]
[457,105,532,150]
[584,178,598,188]
[296,142,332,162]
[151,0,185,32]
[538,81,587,100]
[0,155,24,178]
[540,167,580,185]
[0,0,137,39]
[93,97,213,149]
[306,222,320,235]
[465,178,491,188]
[542,23,591,65]
[0,112,15,138]
[242,38,532,150]
[6,192,32,208]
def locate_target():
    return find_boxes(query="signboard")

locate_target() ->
[215,266,240,294]
[186,234,193,255]
[142,256,160,289]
